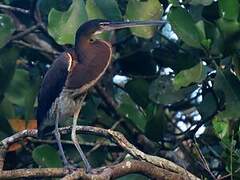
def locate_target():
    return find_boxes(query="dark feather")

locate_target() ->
[37,53,69,137]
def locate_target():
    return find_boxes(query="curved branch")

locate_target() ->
[1,127,199,179]
[62,160,186,180]
[0,160,186,179]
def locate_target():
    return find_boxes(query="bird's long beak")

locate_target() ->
[99,20,165,32]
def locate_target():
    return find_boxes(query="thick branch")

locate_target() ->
[0,160,186,179]
[0,168,69,179]
[1,127,199,179]
[62,160,186,180]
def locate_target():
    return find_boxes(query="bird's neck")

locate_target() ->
[75,37,92,63]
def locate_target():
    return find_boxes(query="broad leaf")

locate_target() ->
[168,6,203,48]
[32,145,62,167]
[125,79,149,108]
[218,0,239,21]
[145,107,167,141]
[85,0,109,39]
[217,18,240,39]
[125,0,163,39]
[149,76,197,104]
[173,62,207,89]
[213,117,228,140]
[0,47,18,101]
[189,0,213,6]
[117,92,147,132]
[88,0,122,21]
[0,14,15,48]
[48,0,88,44]
[0,97,14,119]
[0,97,14,134]
[5,68,40,120]
[6,69,30,106]
[196,91,218,120]
[214,69,240,119]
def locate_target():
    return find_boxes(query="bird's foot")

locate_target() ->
[64,163,77,173]
[85,165,92,174]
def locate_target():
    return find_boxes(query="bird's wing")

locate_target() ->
[37,53,69,136]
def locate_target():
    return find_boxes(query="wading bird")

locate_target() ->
[37,19,164,172]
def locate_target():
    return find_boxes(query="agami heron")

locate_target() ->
[37,19,164,172]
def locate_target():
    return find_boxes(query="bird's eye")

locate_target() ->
[89,38,96,43]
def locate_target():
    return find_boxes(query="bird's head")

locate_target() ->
[74,19,165,62]
[75,19,165,45]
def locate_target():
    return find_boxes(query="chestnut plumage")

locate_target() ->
[36,19,164,172]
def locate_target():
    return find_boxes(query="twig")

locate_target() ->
[13,40,60,55]
[7,23,42,43]
[0,127,199,179]
[5,11,60,60]
[193,139,216,179]
[27,137,118,149]
[86,118,124,157]
[0,3,29,14]
[95,84,118,110]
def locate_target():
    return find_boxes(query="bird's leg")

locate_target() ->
[54,111,72,168]
[71,104,92,173]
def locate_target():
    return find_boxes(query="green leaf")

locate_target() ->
[149,76,197,104]
[125,79,149,108]
[0,97,14,134]
[217,18,240,39]
[86,0,105,20]
[196,92,218,120]
[48,0,88,44]
[218,0,239,21]
[214,69,240,119]
[85,0,109,40]
[168,0,179,6]
[145,107,167,141]
[117,92,147,132]
[0,97,14,119]
[5,69,29,106]
[0,14,15,48]
[125,0,163,39]
[32,145,62,167]
[88,0,122,21]
[189,0,213,6]
[168,6,203,48]
[24,70,41,120]
[0,47,18,101]
[5,68,40,120]
[213,117,229,139]
[173,62,207,89]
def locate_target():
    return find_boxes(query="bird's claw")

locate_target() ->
[64,164,77,173]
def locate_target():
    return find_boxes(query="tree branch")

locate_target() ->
[1,127,199,179]
[62,160,187,180]
[0,160,188,179]
[7,23,42,44]
[0,3,30,14]
[0,168,69,179]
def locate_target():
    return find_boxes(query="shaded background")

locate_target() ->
[0,0,240,179]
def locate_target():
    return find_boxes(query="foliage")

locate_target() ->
[0,0,240,179]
